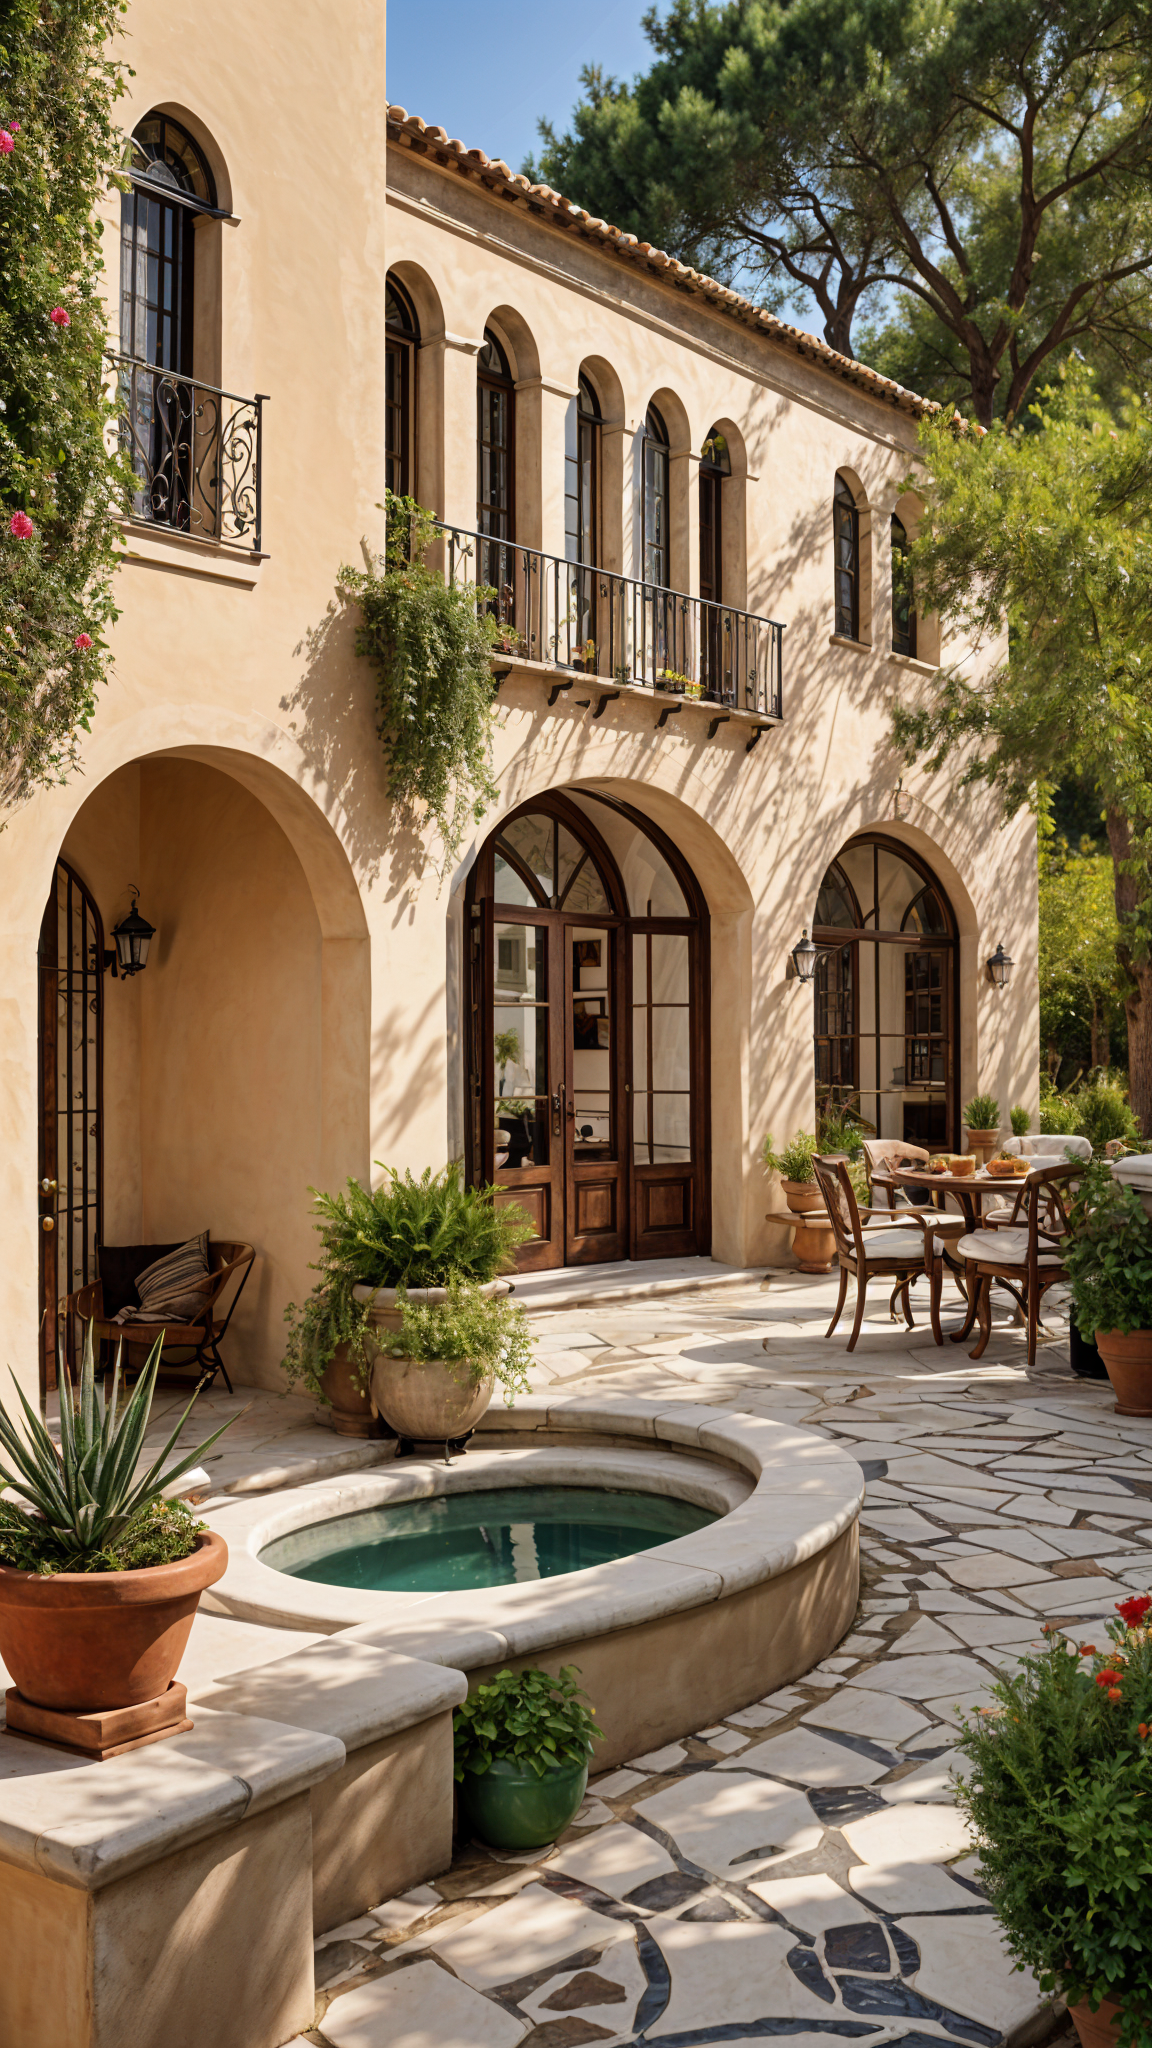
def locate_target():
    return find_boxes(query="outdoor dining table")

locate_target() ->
[870,1162,1031,1342]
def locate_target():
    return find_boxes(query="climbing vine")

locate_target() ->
[340,492,501,871]
[0,0,127,808]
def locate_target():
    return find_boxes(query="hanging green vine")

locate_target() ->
[339,492,502,872]
[0,0,129,808]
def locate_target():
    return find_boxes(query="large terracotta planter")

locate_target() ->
[782,1179,823,1216]
[964,1126,999,1162]
[1068,1995,1126,2048]
[0,1530,227,1712]
[1094,1329,1152,1417]
[320,1341,375,1438]
[370,1353,495,1442]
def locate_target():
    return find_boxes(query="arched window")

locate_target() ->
[891,514,916,658]
[120,114,216,372]
[833,474,860,641]
[385,278,419,499]
[699,426,730,608]
[642,404,669,589]
[565,374,601,569]
[813,835,958,1150]
[477,328,514,599]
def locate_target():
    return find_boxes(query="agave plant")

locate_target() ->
[0,1322,234,1566]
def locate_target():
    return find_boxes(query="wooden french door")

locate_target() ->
[468,796,709,1270]
[37,862,104,1397]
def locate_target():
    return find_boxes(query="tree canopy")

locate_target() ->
[531,0,1152,423]
[893,360,1152,1128]
[1039,826,1123,1080]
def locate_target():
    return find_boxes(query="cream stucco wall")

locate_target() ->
[0,8,1039,1410]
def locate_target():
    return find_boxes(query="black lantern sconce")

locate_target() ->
[105,888,155,979]
[788,927,820,984]
[986,940,1014,990]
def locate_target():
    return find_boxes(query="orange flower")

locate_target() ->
[1080,1645,1097,1657]
[1109,1688,1123,1703]
[1138,1724,1149,1740]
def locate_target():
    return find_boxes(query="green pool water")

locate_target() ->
[259,1485,717,1594]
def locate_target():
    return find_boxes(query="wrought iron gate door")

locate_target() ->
[37,862,103,1396]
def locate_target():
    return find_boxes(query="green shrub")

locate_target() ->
[1039,1087,1083,1136]
[955,1594,1152,2048]
[816,1095,873,1160]
[1074,1073,1140,1152]
[339,492,501,873]
[1010,1104,1032,1136]
[761,1131,819,1183]
[962,1092,1000,1129]
[1064,1156,1152,1341]
[382,1280,534,1405]
[0,0,129,806]
[453,1665,604,1781]
[282,1164,534,1398]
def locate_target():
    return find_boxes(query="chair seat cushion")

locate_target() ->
[955,1229,1065,1268]
[983,1204,1019,1226]
[859,1228,927,1262]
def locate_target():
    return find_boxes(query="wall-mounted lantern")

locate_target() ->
[986,940,1014,990]
[789,927,819,984]
[106,888,155,978]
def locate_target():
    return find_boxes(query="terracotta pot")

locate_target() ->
[1068,1995,1126,2048]
[370,1353,495,1441]
[320,1341,375,1438]
[0,1530,227,1713]
[1094,1329,1152,1417]
[964,1126,999,1161]
[782,1179,823,1216]
[791,1216,836,1274]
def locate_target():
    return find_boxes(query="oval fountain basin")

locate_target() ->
[259,1483,717,1594]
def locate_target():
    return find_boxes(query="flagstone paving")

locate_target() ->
[292,1265,1147,2045]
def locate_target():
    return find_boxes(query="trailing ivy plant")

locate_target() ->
[382,1281,534,1406]
[0,0,129,808]
[340,492,502,873]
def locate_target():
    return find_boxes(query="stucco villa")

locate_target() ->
[1,0,1036,1424]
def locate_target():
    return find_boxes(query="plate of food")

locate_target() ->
[986,1153,1029,1178]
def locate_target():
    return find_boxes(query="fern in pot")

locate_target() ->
[371,1281,534,1447]
[761,1131,821,1215]
[0,1324,232,1735]
[282,1164,534,1437]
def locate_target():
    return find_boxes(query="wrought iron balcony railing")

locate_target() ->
[109,354,266,554]
[435,523,784,720]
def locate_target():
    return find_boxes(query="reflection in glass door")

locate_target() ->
[38,862,103,1398]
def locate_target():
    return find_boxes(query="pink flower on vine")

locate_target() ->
[9,512,33,539]
[73,633,93,651]
[50,307,70,328]
[0,132,14,155]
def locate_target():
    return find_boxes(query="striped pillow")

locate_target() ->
[114,1232,212,1325]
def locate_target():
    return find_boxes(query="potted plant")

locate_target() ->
[954,1593,1152,2048]
[0,1325,231,1740]
[1011,1104,1032,1137]
[656,668,690,693]
[573,639,597,673]
[1064,1157,1152,1416]
[282,1165,534,1436]
[762,1131,833,1272]
[963,1091,1001,1162]
[454,1664,605,1850]
[370,1280,533,1445]
[683,680,703,700]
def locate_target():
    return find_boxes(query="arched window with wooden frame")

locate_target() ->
[385,277,419,500]
[891,513,917,658]
[477,327,515,605]
[833,473,860,640]
[813,835,958,1151]
[642,404,670,590]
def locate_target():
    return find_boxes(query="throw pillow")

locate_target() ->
[113,1232,212,1324]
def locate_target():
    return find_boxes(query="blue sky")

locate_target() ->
[386,0,655,177]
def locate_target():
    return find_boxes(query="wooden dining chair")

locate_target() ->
[813,1156,966,1350]
[952,1163,1078,1369]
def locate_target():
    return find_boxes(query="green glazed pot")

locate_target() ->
[458,1753,589,1850]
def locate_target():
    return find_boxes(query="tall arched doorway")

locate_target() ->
[813,834,958,1150]
[467,792,710,1270]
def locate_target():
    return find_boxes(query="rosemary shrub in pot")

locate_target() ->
[282,1165,534,1435]
[454,1665,605,1849]
[0,1324,232,1722]
[955,1595,1152,2048]
[1064,1158,1152,1417]
[370,1282,534,1443]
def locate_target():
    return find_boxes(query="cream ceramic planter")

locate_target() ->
[352,1279,509,1337]
[964,1126,999,1161]
[370,1352,496,1441]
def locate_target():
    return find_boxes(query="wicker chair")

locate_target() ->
[61,1240,255,1393]
[953,1163,1078,1370]
[813,1155,967,1350]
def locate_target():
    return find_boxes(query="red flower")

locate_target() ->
[1079,1645,1097,1657]
[73,632,93,651]
[1096,1670,1123,1687]
[0,132,13,155]
[1139,1725,1149,1740]
[1117,1595,1152,1628]
[9,123,19,134]
[8,512,33,539]
[49,307,70,328]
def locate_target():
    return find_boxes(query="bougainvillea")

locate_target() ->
[0,0,128,808]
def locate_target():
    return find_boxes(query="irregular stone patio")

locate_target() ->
[289,1264,1146,2048]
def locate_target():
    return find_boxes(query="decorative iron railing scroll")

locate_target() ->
[110,354,265,553]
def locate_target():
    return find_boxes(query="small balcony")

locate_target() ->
[436,524,784,730]
[110,354,266,554]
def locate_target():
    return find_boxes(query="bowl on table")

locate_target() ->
[948,1156,976,1177]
